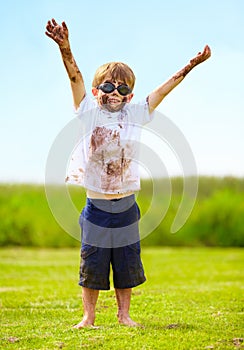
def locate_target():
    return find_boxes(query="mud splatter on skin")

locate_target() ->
[100,95,128,112]
[173,64,193,80]
[173,47,210,80]
[60,47,82,83]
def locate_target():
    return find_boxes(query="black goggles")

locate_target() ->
[97,82,132,96]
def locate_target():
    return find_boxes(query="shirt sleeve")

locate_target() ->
[74,94,97,119]
[126,98,155,125]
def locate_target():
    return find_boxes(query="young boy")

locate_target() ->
[45,18,211,328]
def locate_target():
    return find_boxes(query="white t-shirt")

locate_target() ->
[66,95,154,194]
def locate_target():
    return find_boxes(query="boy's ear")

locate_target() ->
[92,87,99,96]
[127,93,134,102]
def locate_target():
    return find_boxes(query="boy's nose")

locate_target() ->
[111,86,120,95]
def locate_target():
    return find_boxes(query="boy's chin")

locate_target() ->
[101,102,125,112]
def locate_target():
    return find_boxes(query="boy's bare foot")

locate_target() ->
[118,315,142,327]
[73,317,98,329]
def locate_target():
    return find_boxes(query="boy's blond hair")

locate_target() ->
[92,62,136,90]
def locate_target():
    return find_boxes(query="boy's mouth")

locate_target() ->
[107,98,121,104]
[100,95,127,112]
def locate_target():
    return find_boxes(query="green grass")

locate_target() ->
[1,177,244,247]
[0,247,243,350]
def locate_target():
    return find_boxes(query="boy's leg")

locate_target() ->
[73,287,99,328]
[115,288,140,326]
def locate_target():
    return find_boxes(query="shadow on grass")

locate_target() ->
[135,322,195,331]
[70,322,195,332]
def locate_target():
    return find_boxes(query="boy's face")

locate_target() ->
[92,79,134,112]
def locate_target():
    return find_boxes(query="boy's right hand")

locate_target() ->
[45,18,69,47]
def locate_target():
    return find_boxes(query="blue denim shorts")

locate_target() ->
[79,195,146,290]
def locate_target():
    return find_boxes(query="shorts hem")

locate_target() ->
[78,281,110,291]
[113,276,146,289]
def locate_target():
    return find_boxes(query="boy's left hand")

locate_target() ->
[45,18,69,48]
[190,45,211,67]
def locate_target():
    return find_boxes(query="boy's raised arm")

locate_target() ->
[148,45,211,113]
[45,18,85,109]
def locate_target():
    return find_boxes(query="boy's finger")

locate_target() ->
[52,18,58,26]
[46,26,53,33]
[62,21,68,30]
[204,45,210,54]
[45,31,53,38]
[46,21,52,30]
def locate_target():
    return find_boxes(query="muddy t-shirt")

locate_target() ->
[65,95,154,194]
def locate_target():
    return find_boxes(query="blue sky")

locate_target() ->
[1,0,243,182]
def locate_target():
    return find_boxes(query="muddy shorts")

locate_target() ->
[78,195,146,290]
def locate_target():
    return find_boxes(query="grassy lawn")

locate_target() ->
[0,247,243,349]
